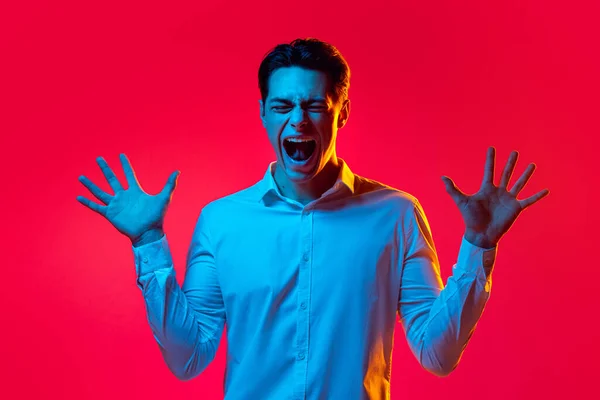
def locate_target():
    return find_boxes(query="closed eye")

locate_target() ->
[272,106,328,112]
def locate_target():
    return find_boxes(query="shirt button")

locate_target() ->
[300,302,306,309]
[303,254,309,262]
[298,352,305,360]
[142,257,148,263]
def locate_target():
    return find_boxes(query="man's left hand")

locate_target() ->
[441,146,550,249]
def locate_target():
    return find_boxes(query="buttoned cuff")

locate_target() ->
[131,234,174,279]
[453,235,497,279]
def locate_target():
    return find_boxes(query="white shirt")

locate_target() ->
[132,158,497,399]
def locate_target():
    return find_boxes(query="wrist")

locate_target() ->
[132,228,164,247]
[464,229,497,249]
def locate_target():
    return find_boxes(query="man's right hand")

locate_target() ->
[77,153,180,246]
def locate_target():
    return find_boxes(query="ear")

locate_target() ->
[337,98,351,129]
[259,99,266,128]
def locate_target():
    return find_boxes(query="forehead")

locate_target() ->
[267,66,331,102]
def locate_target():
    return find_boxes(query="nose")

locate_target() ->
[290,107,308,130]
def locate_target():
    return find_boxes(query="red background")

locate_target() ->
[1,1,598,399]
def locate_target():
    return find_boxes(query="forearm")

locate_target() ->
[416,269,491,376]
[405,237,496,377]
[133,236,221,380]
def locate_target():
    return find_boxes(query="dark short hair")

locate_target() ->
[258,38,351,106]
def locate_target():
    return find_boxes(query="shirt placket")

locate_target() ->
[293,206,313,400]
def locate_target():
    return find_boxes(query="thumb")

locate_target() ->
[160,170,181,199]
[441,175,464,204]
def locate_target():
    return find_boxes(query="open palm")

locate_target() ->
[77,154,180,242]
[441,147,550,248]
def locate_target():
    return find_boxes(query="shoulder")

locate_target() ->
[352,173,421,213]
[194,180,262,228]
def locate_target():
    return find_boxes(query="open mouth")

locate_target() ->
[283,137,317,162]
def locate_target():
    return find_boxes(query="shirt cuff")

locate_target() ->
[131,234,174,279]
[453,235,497,279]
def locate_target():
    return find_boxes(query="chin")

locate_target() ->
[279,150,322,183]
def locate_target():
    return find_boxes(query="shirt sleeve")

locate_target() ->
[132,209,226,381]
[397,199,496,377]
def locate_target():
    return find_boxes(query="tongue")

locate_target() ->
[288,140,315,161]
[291,147,310,161]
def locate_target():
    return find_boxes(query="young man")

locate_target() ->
[77,38,549,399]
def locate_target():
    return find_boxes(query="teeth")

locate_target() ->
[286,137,314,143]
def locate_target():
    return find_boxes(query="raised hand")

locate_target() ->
[441,147,549,248]
[77,154,180,245]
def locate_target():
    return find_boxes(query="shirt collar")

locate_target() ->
[256,158,355,203]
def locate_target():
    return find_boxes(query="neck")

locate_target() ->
[274,156,341,205]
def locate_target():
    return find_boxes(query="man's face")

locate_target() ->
[259,66,350,183]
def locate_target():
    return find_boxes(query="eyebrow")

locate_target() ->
[268,97,329,105]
